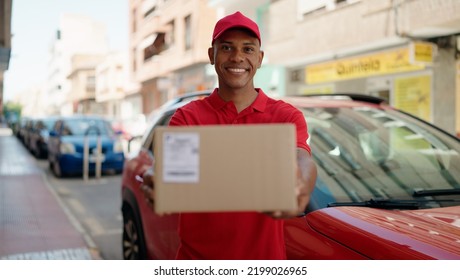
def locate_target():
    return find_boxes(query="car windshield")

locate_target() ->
[62,119,114,136]
[42,119,56,130]
[302,105,460,209]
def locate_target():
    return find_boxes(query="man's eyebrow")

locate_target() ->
[220,40,257,46]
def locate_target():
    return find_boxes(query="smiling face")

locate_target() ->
[209,28,264,94]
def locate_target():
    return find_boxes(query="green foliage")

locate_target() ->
[2,101,22,121]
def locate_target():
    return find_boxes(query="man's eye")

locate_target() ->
[244,47,255,53]
[221,45,231,51]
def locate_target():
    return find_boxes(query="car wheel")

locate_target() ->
[122,208,147,260]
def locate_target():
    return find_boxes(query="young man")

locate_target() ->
[142,11,317,260]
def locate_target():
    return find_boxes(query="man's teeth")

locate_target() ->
[228,68,245,73]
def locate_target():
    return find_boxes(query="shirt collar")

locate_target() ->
[251,88,267,112]
[208,88,268,112]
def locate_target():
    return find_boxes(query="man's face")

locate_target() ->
[209,29,264,91]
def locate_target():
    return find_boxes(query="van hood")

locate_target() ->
[306,206,460,259]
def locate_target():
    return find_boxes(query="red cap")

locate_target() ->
[212,11,261,45]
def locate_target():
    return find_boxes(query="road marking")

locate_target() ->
[84,217,105,236]
[56,187,71,196]
[92,228,123,237]
[1,247,93,260]
[68,198,86,215]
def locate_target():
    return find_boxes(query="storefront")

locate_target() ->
[292,41,459,135]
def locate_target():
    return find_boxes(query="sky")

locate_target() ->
[4,0,129,102]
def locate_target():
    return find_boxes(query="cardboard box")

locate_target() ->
[153,124,297,214]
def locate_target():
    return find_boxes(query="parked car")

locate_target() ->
[48,115,125,177]
[28,116,58,159]
[121,92,460,260]
[111,114,148,141]
[17,117,33,146]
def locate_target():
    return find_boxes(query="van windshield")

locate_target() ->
[62,119,114,136]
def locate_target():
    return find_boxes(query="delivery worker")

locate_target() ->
[141,11,317,259]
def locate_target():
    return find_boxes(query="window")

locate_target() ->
[63,119,113,136]
[132,48,137,72]
[184,15,192,50]
[166,19,175,49]
[298,0,328,16]
[86,76,96,90]
[298,0,361,18]
[142,0,158,19]
[144,113,174,152]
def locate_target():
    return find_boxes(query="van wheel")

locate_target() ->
[122,208,147,259]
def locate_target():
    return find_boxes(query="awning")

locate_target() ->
[143,33,166,60]
[0,47,11,71]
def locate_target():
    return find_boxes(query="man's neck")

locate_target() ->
[218,88,259,113]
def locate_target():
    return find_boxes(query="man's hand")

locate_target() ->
[139,168,155,209]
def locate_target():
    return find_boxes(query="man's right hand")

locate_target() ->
[140,169,155,209]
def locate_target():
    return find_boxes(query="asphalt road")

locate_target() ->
[36,159,124,260]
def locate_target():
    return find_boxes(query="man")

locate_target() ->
[142,11,317,260]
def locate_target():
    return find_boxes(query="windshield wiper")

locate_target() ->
[327,198,420,210]
[413,189,460,197]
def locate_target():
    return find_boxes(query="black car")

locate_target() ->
[28,116,58,159]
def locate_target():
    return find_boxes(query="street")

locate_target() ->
[35,158,124,260]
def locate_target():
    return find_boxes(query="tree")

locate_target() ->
[2,101,22,127]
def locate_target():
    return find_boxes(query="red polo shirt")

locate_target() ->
[169,88,310,260]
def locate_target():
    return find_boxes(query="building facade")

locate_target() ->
[128,0,460,135]
[266,0,460,135]
[47,14,109,116]
[96,51,128,118]
[129,0,217,115]
[67,54,106,115]
[0,0,12,116]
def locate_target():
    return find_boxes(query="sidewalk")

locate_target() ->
[0,125,100,259]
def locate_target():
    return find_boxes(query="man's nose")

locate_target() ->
[229,49,244,62]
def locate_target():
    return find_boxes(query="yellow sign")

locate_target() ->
[394,75,431,122]
[410,41,436,64]
[306,46,426,84]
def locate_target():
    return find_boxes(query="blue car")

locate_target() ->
[48,115,125,177]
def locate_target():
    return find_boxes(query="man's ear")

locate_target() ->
[258,50,264,68]
[208,47,214,65]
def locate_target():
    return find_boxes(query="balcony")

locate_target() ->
[0,47,11,72]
